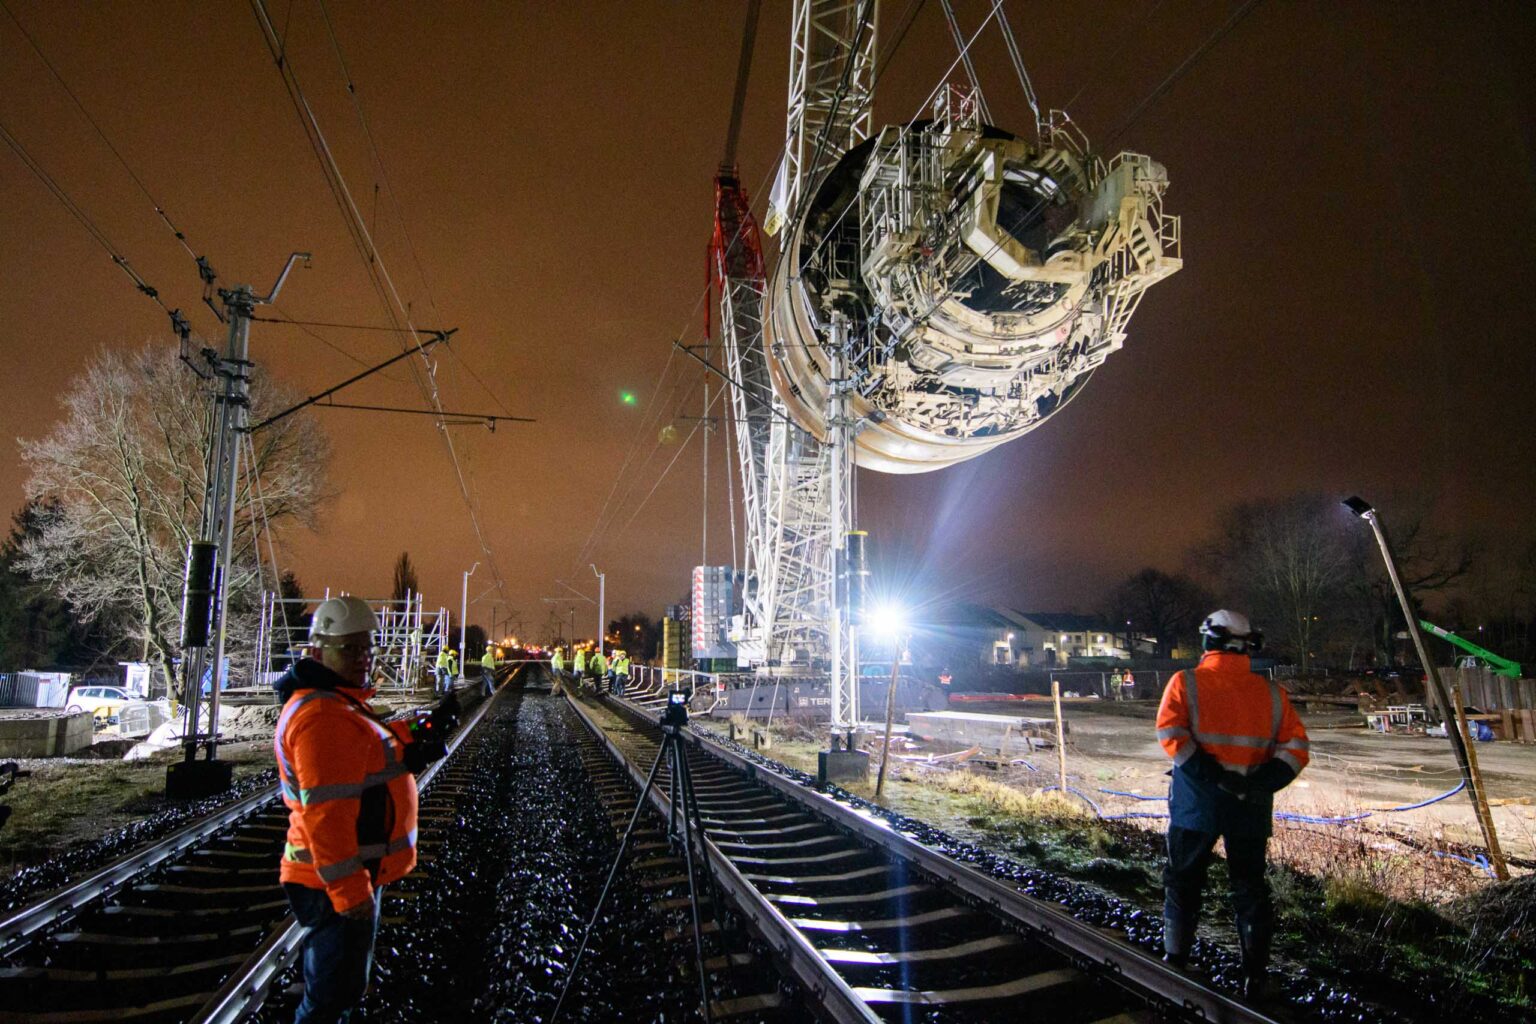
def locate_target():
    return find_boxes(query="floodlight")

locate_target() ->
[1342,496,1373,518]
[866,602,908,638]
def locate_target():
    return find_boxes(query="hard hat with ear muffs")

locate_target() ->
[1199,609,1264,653]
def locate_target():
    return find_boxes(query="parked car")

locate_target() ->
[64,685,132,722]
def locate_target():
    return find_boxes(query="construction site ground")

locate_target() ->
[693,698,1536,1021]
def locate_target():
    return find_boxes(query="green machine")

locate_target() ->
[1419,620,1523,679]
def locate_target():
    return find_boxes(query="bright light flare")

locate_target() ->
[866,602,908,639]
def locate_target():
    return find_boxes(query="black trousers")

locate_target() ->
[1162,826,1271,968]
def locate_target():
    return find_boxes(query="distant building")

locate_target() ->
[1007,612,1129,667]
[916,605,1145,673]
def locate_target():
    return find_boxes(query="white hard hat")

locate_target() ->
[309,596,379,640]
[1199,609,1263,652]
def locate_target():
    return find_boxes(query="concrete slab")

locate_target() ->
[0,709,94,757]
[906,710,1063,756]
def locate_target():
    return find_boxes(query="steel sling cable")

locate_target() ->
[813,0,1264,344]
[938,0,993,124]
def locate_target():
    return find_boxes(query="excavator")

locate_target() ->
[1420,620,1524,678]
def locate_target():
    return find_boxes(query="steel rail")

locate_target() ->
[562,688,879,1024]
[189,672,512,1024]
[0,782,279,955]
[599,686,1284,1024]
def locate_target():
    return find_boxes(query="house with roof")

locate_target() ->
[915,605,1139,673]
[1006,611,1129,667]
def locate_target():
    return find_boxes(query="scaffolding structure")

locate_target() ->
[253,590,447,694]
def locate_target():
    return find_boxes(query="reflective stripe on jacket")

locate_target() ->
[275,674,419,912]
[1156,651,1310,835]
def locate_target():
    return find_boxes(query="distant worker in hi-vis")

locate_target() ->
[480,646,497,696]
[550,646,564,678]
[1155,610,1310,1001]
[612,649,630,695]
[572,647,587,683]
[434,646,453,694]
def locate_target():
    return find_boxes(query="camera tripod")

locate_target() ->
[552,696,719,1022]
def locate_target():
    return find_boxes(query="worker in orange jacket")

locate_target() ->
[1156,610,1309,1001]
[273,596,420,1024]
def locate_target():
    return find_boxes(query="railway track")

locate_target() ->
[0,671,511,1024]
[569,677,1289,1024]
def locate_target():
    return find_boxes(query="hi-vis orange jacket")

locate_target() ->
[274,661,418,913]
[1156,651,1310,835]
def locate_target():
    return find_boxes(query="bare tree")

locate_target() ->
[391,551,420,603]
[1199,493,1355,673]
[18,343,328,698]
[1104,568,1214,659]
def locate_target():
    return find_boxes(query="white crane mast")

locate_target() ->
[724,2,878,738]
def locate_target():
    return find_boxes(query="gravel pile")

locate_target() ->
[0,767,277,912]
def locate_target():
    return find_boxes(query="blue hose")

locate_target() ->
[1379,779,1466,811]
[1098,787,1168,801]
[1040,785,1104,817]
[1432,850,1495,877]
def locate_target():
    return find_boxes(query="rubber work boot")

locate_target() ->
[1162,914,1192,970]
[1238,919,1271,1002]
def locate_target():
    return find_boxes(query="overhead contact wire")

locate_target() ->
[0,0,201,264]
[249,0,511,602]
[0,118,172,313]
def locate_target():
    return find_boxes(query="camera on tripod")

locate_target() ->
[661,688,691,728]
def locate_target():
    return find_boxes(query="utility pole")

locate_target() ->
[1344,496,1508,880]
[460,562,480,675]
[591,564,606,659]
[172,252,309,800]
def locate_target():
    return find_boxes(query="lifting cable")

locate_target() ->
[938,0,993,124]
[898,0,1267,339]
[993,2,1042,140]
